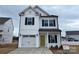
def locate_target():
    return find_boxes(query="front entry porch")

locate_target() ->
[39,31,61,48]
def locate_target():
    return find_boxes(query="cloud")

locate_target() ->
[0,5,79,36]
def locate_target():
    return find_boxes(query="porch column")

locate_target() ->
[36,33,39,48]
[18,35,22,47]
[46,32,49,48]
[57,34,61,47]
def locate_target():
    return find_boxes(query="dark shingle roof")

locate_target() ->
[39,29,61,32]
[41,15,58,17]
[0,17,11,24]
[66,31,79,35]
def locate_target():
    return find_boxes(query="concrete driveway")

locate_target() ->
[9,48,52,54]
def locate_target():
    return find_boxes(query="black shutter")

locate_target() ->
[32,17,34,25]
[42,20,44,26]
[55,35,57,43]
[25,17,27,25]
[53,20,55,26]
[48,35,50,43]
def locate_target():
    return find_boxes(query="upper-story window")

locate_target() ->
[25,17,34,25]
[42,19,55,27]
[42,20,48,27]
[49,20,55,26]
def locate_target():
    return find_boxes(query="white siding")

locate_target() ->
[1,19,13,44]
[20,9,39,35]
[0,25,4,30]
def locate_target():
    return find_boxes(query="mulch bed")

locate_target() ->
[49,47,63,54]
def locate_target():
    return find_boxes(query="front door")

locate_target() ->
[40,34,45,47]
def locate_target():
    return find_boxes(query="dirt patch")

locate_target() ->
[0,41,18,54]
[0,48,17,54]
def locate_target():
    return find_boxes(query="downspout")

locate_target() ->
[19,15,21,37]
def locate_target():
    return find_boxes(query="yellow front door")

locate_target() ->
[40,34,45,47]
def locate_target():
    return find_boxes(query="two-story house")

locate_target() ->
[18,6,61,48]
[0,17,14,44]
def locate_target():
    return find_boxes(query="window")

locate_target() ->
[42,19,55,27]
[0,34,2,39]
[8,29,9,32]
[25,17,34,25]
[49,20,55,26]
[48,35,57,43]
[42,20,48,26]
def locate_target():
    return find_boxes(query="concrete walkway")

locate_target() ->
[9,48,52,54]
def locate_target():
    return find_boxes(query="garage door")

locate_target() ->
[22,35,36,47]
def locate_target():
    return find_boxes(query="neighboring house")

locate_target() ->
[0,17,14,44]
[18,6,61,48]
[66,31,79,40]
[62,31,79,45]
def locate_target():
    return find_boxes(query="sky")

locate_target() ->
[0,5,79,37]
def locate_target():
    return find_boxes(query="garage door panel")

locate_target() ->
[22,36,36,47]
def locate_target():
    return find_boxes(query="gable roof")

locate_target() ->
[19,6,50,16]
[66,31,79,35]
[0,17,11,24]
[19,6,40,16]
[33,6,49,15]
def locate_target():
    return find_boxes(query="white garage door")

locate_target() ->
[22,35,36,47]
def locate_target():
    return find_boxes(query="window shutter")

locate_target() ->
[42,20,44,26]
[55,35,57,43]
[25,17,27,25]
[48,35,50,43]
[32,17,34,25]
[53,20,55,26]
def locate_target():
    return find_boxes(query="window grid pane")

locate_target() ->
[44,20,48,26]
[42,19,48,26]
[49,20,55,26]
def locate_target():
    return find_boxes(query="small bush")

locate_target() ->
[55,45,58,49]
[59,45,63,49]
[50,46,54,48]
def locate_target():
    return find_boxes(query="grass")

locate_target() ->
[0,41,18,54]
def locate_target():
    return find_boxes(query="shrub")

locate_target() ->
[59,45,63,49]
[50,45,54,48]
[55,45,58,49]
